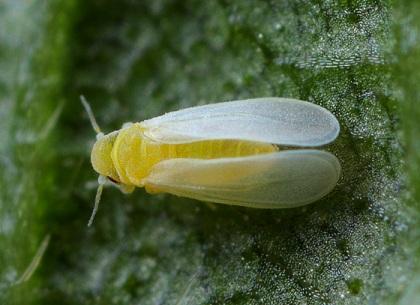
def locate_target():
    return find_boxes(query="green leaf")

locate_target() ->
[1,0,419,304]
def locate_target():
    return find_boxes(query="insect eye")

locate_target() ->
[107,176,119,184]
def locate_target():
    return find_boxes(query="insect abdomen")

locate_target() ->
[119,124,278,186]
[170,140,277,159]
[140,140,277,174]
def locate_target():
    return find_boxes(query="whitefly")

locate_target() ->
[82,97,341,226]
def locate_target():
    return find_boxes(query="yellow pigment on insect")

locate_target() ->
[105,123,277,189]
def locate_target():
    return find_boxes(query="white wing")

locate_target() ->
[141,98,340,147]
[143,150,341,208]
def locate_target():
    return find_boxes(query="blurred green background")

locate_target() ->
[1,0,419,304]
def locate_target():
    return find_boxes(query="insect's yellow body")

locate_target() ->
[92,123,277,193]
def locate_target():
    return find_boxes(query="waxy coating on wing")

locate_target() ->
[83,97,341,226]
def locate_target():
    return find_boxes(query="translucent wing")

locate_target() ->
[143,150,341,208]
[141,98,340,147]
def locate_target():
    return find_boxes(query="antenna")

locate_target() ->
[80,95,102,134]
[81,96,106,227]
[87,175,106,227]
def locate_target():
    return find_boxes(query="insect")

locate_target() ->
[82,97,341,226]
